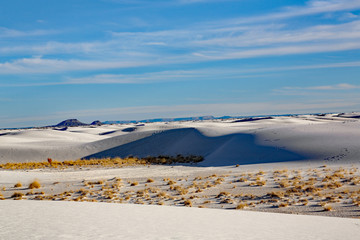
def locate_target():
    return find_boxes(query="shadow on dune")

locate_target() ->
[83,128,306,167]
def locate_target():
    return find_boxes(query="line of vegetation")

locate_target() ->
[0,155,204,170]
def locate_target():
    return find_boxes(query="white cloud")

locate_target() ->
[1,61,360,86]
[224,0,360,25]
[0,27,58,38]
[275,83,360,96]
[193,20,360,47]
[193,41,360,60]
[284,83,360,91]
[0,57,157,74]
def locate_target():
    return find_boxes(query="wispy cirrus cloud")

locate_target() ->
[224,0,360,25]
[274,83,360,96]
[193,20,360,47]
[0,57,158,75]
[1,61,360,86]
[284,83,360,91]
[0,27,58,38]
[63,62,360,85]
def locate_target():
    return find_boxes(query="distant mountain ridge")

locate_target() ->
[104,116,216,124]
[50,112,354,128]
[55,119,88,127]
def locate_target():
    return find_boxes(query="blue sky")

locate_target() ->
[1,0,360,128]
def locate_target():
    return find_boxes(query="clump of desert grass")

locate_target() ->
[167,180,176,185]
[184,199,192,207]
[14,182,22,188]
[236,203,248,209]
[130,181,138,186]
[276,202,289,208]
[11,192,24,200]
[29,180,41,189]
[323,204,333,211]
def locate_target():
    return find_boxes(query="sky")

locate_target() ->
[1,0,360,128]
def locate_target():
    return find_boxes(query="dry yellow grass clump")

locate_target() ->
[14,182,22,188]
[323,205,333,211]
[236,203,248,209]
[29,180,41,189]
[11,192,24,200]
[184,199,192,207]
[130,181,138,186]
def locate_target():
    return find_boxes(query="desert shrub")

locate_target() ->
[184,199,192,207]
[220,198,234,204]
[167,180,176,185]
[236,203,248,209]
[278,180,290,188]
[11,192,24,199]
[267,191,285,199]
[255,179,266,186]
[323,205,333,211]
[130,181,138,186]
[277,202,288,208]
[147,178,154,183]
[172,186,188,195]
[29,180,41,189]
[238,177,247,182]
[217,191,231,198]
[214,178,225,185]
[26,191,33,195]
[14,182,22,188]
[157,192,168,198]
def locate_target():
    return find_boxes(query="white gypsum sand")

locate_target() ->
[0,201,359,240]
[0,113,360,165]
[1,113,360,239]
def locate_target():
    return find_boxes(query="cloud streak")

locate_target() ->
[225,0,360,24]
[0,27,58,38]
[284,83,360,91]
[1,61,360,86]
[0,57,157,74]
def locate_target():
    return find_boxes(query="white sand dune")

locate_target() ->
[0,201,359,240]
[1,114,360,166]
[1,114,360,239]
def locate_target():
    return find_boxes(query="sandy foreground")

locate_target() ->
[1,200,359,240]
[1,113,360,239]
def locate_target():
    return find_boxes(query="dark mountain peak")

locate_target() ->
[90,120,102,126]
[55,119,87,127]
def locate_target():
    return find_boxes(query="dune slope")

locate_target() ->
[85,128,305,166]
[1,114,360,165]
